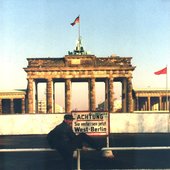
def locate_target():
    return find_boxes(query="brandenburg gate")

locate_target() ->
[24,53,135,114]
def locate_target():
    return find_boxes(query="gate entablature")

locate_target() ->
[25,55,134,78]
[26,55,133,68]
[24,54,135,114]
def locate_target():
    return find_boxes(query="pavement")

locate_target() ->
[0,133,170,170]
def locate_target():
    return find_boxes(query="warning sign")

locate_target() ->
[72,111,109,136]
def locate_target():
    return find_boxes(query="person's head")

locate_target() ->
[64,114,74,126]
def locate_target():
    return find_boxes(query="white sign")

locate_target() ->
[72,111,109,136]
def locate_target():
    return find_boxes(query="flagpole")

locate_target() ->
[166,65,169,111]
[78,16,80,41]
[78,15,80,51]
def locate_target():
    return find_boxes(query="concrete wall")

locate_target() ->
[110,113,170,133]
[0,114,64,135]
[0,112,170,135]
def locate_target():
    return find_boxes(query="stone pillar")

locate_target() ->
[10,99,14,114]
[27,78,34,113]
[159,96,162,110]
[53,82,55,113]
[148,97,151,111]
[105,79,109,111]
[21,98,25,113]
[163,98,166,110]
[108,78,114,112]
[47,78,53,113]
[35,81,38,113]
[133,97,137,111]
[136,96,139,111]
[127,77,133,112]
[65,79,72,113]
[88,78,96,111]
[122,78,127,112]
[0,99,2,114]
[145,99,147,111]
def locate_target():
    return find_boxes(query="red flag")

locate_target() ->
[71,16,80,26]
[154,67,167,75]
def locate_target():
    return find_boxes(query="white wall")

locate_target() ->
[0,112,169,135]
[0,114,64,135]
[110,113,170,133]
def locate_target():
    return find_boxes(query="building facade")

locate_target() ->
[0,90,26,114]
[0,82,169,114]
[24,54,135,113]
[134,89,170,111]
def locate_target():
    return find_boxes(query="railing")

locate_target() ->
[1,146,170,170]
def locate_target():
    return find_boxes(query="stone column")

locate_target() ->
[122,78,127,112]
[35,81,38,113]
[22,98,25,113]
[10,99,14,114]
[127,77,133,112]
[65,79,72,113]
[136,96,139,111]
[148,97,151,111]
[27,78,34,113]
[159,96,162,110]
[105,79,109,111]
[163,98,166,110]
[47,78,53,113]
[0,99,2,114]
[145,99,147,111]
[108,78,114,112]
[53,82,55,113]
[88,78,96,111]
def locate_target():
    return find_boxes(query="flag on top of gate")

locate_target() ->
[71,16,80,26]
[154,67,167,75]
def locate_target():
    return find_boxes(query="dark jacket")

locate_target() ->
[47,121,76,148]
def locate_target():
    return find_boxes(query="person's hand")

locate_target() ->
[82,146,88,151]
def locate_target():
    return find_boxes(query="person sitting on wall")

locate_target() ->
[47,114,102,170]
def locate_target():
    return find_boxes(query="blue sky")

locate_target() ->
[0,0,170,90]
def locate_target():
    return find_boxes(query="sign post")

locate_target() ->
[72,111,113,169]
[72,111,110,140]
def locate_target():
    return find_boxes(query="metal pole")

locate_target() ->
[78,18,80,41]
[102,146,170,150]
[77,149,81,170]
[107,136,109,147]
[166,65,169,111]
[78,16,80,51]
